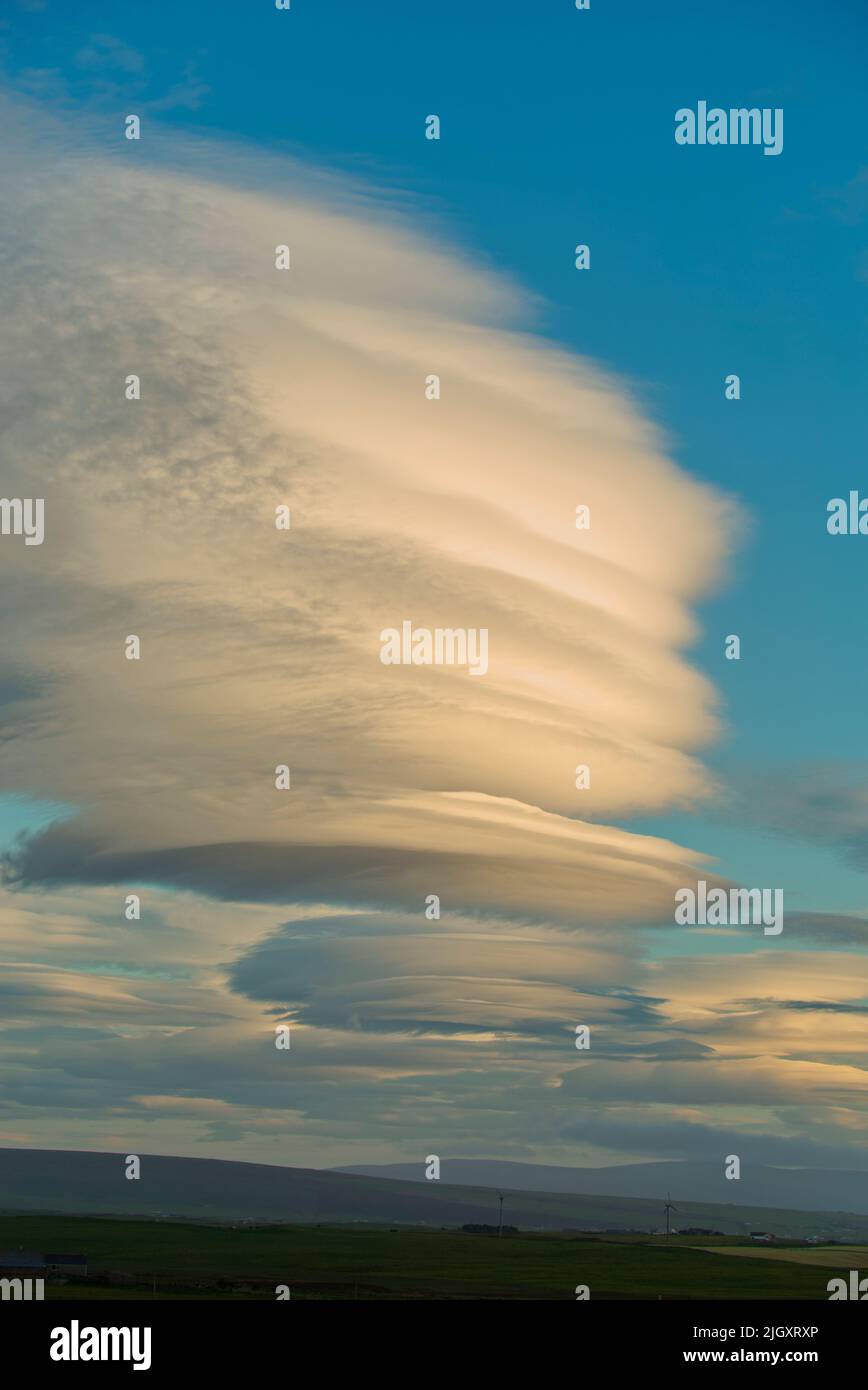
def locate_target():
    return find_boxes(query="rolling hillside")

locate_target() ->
[334,1158,868,1215]
[2,1148,868,1240]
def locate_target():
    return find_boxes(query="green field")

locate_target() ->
[0,1213,858,1299]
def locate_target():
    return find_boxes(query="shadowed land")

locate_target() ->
[3,1149,868,1241]
[0,1213,860,1300]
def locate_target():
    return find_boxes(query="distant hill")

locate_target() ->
[2,1148,868,1240]
[333,1158,868,1217]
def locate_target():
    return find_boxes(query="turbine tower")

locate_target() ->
[664,1192,678,1240]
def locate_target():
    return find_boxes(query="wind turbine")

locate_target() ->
[664,1192,679,1240]
[496,1191,506,1238]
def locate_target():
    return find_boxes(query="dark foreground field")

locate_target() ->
[0,1213,855,1300]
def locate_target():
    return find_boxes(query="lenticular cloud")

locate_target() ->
[0,92,737,923]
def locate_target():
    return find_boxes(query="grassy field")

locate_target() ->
[0,1212,859,1299]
